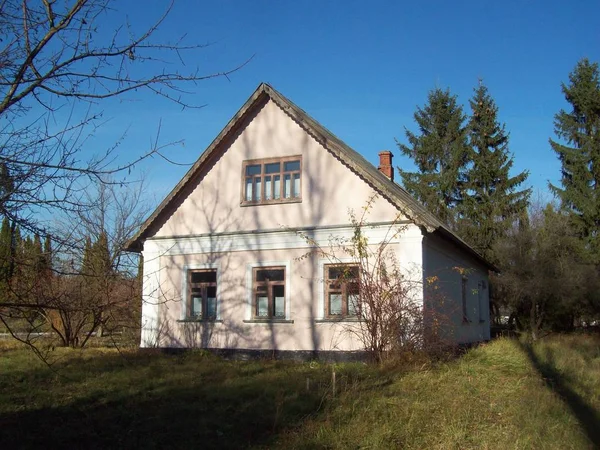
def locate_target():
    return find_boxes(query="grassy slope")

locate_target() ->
[0,335,598,449]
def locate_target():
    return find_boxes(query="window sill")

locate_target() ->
[240,198,302,207]
[316,318,361,323]
[243,319,294,324]
[177,319,223,323]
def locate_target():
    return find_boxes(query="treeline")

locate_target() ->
[399,58,600,339]
[0,217,141,348]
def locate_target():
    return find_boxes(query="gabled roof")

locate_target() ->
[125,83,495,271]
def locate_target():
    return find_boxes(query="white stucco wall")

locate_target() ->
[150,98,404,239]
[140,223,424,352]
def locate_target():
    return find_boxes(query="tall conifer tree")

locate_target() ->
[0,218,11,284]
[549,58,600,262]
[461,82,531,262]
[397,88,470,227]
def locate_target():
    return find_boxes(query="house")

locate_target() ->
[125,83,494,355]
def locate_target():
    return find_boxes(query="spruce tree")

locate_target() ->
[397,88,470,227]
[460,82,531,262]
[549,58,600,262]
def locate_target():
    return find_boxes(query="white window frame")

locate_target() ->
[245,260,291,321]
[181,263,221,320]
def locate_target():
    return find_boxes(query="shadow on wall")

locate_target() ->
[145,100,340,353]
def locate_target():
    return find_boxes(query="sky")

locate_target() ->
[77,0,600,205]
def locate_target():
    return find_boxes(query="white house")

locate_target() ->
[125,83,493,356]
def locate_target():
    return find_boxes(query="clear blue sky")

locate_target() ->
[91,0,600,204]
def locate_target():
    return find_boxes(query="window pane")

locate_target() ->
[191,296,203,317]
[265,162,281,174]
[246,164,261,176]
[284,174,291,198]
[273,175,281,199]
[328,267,342,280]
[348,293,359,316]
[265,176,272,200]
[329,293,342,315]
[191,271,216,283]
[293,173,300,198]
[207,295,217,318]
[254,177,261,202]
[256,269,285,281]
[257,295,269,317]
[284,160,300,172]
[273,285,285,317]
[245,178,252,201]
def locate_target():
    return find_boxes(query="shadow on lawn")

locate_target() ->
[0,351,337,450]
[519,341,600,448]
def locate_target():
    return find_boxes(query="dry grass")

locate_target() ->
[0,334,598,449]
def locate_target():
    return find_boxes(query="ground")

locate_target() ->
[0,334,598,449]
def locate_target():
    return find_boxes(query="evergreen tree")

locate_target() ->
[460,82,531,262]
[81,236,93,275]
[549,58,600,262]
[32,234,44,274]
[0,163,13,215]
[42,236,53,277]
[11,226,21,278]
[397,88,470,227]
[0,217,12,284]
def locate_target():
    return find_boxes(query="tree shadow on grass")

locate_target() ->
[0,351,337,450]
[519,341,600,448]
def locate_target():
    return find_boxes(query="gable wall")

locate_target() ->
[151,99,403,239]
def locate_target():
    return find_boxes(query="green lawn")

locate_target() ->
[0,335,598,449]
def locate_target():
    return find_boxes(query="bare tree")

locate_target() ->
[0,179,149,350]
[0,0,247,236]
[299,196,452,363]
[0,0,247,353]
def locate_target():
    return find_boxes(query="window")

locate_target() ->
[242,156,302,205]
[188,270,217,320]
[325,265,360,318]
[461,276,469,323]
[253,267,286,319]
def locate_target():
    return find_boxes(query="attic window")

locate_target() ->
[242,156,302,205]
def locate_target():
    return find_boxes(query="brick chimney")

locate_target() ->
[378,151,394,181]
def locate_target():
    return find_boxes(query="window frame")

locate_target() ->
[252,266,287,319]
[241,155,302,206]
[177,263,223,323]
[186,269,218,321]
[324,264,360,319]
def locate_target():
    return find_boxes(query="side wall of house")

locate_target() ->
[139,223,424,352]
[423,233,491,344]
